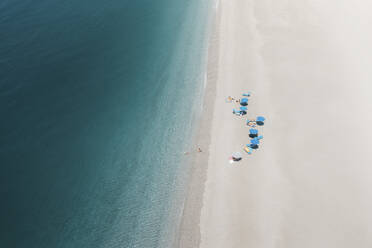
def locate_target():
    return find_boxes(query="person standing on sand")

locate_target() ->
[184,147,202,155]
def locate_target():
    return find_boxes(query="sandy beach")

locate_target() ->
[180,0,372,247]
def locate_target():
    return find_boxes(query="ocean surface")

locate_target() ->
[0,0,211,247]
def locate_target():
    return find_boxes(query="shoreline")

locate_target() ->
[176,2,221,247]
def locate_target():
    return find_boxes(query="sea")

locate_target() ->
[0,0,212,247]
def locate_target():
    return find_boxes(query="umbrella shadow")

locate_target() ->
[250,144,259,149]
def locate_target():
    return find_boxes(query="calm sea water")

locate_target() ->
[0,0,211,247]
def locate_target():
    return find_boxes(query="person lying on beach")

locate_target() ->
[247,120,257,127]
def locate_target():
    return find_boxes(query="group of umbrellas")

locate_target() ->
[232,98,248,115]
[246,116,265,150]
[228,92,266,162]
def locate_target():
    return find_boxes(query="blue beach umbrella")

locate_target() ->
[240,106,247,111]
[256,116,265,126]
[256,116,265,122]
[240,98,248,106]
[249,129,258,135]
[249,128,258,138]
[251,138,260,145]
[242,92,251,97]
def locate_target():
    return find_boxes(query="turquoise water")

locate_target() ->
[0,0,211,247]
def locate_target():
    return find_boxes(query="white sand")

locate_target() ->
[199,0,372,247]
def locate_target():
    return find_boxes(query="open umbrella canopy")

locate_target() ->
[251,138,260,145]
[240,106,248,111]
[249,128,258,134]
[232,152,242,159]
[256,116,265,122]
[240,98,248,106]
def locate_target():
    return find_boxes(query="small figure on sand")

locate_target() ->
[247,119,256,127]
[184,147,202,155]
[226,96,235,103]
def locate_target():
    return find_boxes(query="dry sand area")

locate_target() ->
[199,0,372,247]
